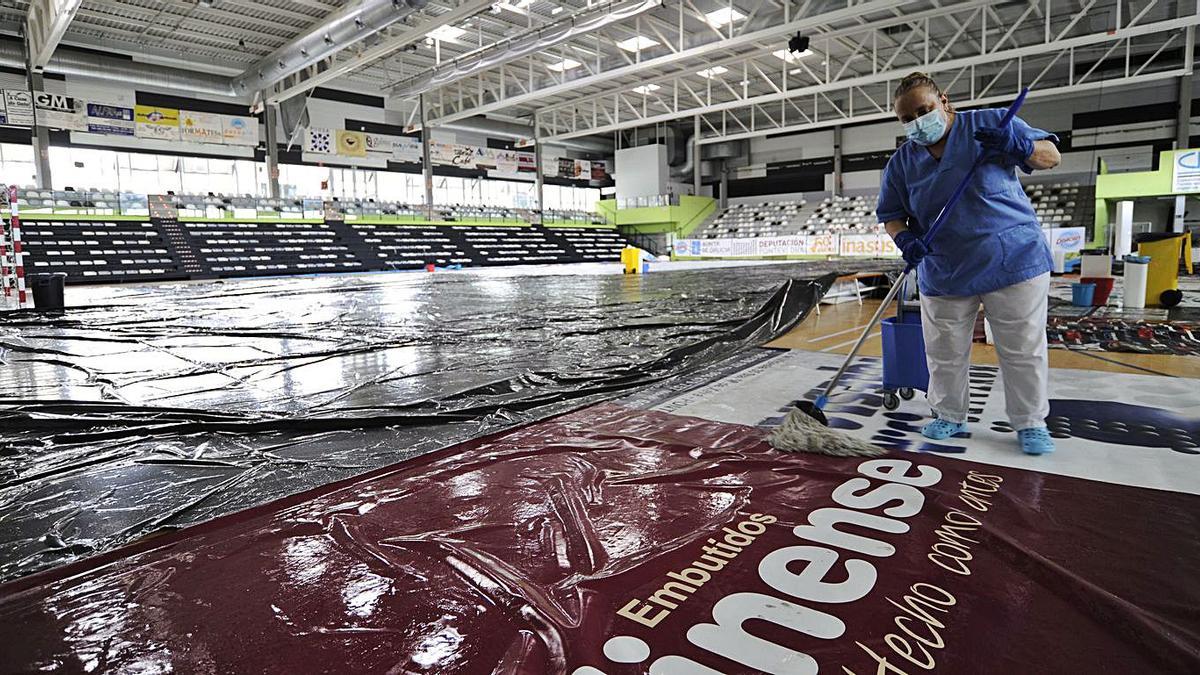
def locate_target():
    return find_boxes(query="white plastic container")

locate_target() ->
[1052,250,1066,274]
[1123,256,1149,309]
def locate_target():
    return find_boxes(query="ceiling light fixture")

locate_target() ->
[633,83,661,95]
[773,47,812,63]
[697,66,728,78]
[547,58,582,72]
[704,8,745,27]
[428,25,467,41]
[617,36,659,52]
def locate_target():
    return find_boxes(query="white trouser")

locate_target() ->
[919,273,1050,430]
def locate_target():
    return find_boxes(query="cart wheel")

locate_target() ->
[883,392,901,411]
[899,387,915,400]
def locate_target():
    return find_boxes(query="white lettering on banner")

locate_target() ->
[577,460,943,675]
[85,103,136,136]
[1171,149,1200,193]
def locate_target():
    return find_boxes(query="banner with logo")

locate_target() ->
[222,115,258,146]
[336,130,368,157]
[1170,148,1200,193]
[305,127,332,154]
[675,234,902,259]
[84,103,135,136]
[1045,226,1085,254]
[0,90,33,126]
[180,110,223,143]
[34,92,86,131]
[365,133,395,156]
[840,232,900,257]
[135,105,180,140]
[393,136,422,163]
[2,402,1194,674]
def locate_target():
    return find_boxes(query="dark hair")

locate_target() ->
[894,72,954,110]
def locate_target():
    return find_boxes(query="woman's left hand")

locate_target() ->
[974,125,1033,164]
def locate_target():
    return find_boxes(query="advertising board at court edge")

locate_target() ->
[567,458,1006,674]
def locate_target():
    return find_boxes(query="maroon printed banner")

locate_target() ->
[1,404,1197,674]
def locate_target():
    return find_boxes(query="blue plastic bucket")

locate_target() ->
[1071,282,1095,307]
[881,312,930,393]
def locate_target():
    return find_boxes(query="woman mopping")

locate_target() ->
[877,72,1062,455]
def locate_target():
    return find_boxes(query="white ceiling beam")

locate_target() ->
[25,0,83,71]
[426,0,926,126]
[699,70,1188,145]
[264,0,494,105]
[539,12,1200,142]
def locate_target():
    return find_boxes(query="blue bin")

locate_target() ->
[881,312,930,395]
[1070,282,1095,307]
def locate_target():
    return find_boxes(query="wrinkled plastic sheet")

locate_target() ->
[0,261,893,580]
[1,403,1196,674]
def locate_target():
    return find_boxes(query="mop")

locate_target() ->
[771,88,1030,456]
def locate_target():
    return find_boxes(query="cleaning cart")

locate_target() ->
[880,275,929,410]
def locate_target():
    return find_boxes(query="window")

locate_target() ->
[0,143,37,187]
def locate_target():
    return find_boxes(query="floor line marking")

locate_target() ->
[821,332,882,352]
[807,322,874,343]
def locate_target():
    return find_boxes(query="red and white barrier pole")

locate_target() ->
[0,209,11,300]
[8,185,27,309]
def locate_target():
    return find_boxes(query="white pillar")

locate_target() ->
[1114,200,1135,258]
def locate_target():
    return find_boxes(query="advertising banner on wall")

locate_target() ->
[84,103,135,136]
[336,129,367,157]
[34,92,86,131]
[393,137,422,163]
[1170,149,1200,193]
[675,234,902,259]
[365,133,395,156]
[840,232,900,257]
[221,115,258,146]
[305,127,332,154]
[135,105,180,140]
[0,90,34,127]
[180,110,223,143]
[1045,226,1085,254]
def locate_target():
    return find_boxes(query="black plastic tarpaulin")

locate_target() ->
[0,262,894,580]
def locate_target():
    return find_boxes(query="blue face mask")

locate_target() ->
[903,108,947,146]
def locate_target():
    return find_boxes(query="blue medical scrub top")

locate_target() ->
[876,108,1057,297]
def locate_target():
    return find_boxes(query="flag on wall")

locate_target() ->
[305,127,332,153]
[336,129,367,157]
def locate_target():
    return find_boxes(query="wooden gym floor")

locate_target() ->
[767,297,1200,379]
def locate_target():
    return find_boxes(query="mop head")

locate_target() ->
[768,406,886,457]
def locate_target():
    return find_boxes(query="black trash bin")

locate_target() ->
[29,273,66,311]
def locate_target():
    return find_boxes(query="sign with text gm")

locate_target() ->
[1170,149,1200,193]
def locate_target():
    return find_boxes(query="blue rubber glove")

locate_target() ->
[893,230,928,266]
[973,124,1033,164]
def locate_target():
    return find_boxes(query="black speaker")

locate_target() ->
[788,34,810,54]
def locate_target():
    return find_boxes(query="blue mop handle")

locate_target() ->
[904,86,1029,274]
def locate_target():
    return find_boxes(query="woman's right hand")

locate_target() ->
[893,230,929,266]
